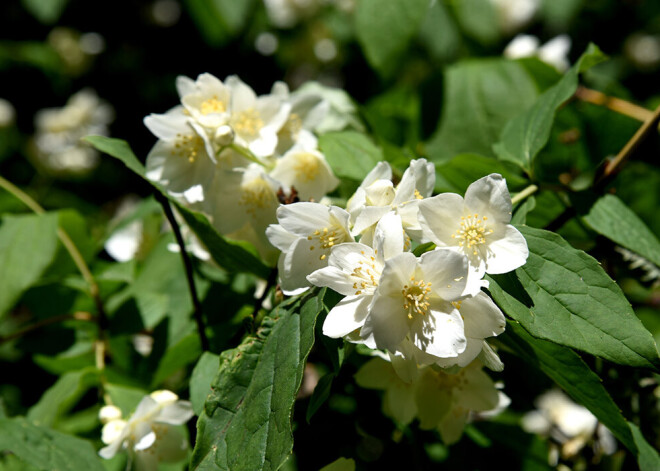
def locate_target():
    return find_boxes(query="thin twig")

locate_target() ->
[0,312,94,344]
[596,101,660,185]
[575,86,654,122]
[511,184,538,205]
[155,192,209,351]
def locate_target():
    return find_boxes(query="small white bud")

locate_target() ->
[214,124,234,147]
[99,405,122,424]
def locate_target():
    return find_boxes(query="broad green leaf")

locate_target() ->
[494,226,660,370]
[511,196,536,225]
[0,417,105,471]
[434,153,528,194]
[493,44,606,172]
[306,373,335,423]
[418,0,461,62]
[105,384,147,417]
[354,0,428,76]
[184,0,256,47]
[584,194,660,267]
[150,333,201,387]
[191,289,326,471]
[84,135,270,279]
[26,368,99,428]
[45,209,96,278]
[0,212,59,318]
[319,131,383,182]
[21,0,69,24]
[425,59,538,163]
[630,423,660,471]
[452,0,499,45]
[497,321,635,452]
[191,352,220,415]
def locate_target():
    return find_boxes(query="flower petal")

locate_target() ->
[410,306,466,358]
[460,291,506,339]
[464,174,512,223]
[418,193,465,246]
[322,295,372,338]
[484,224,528,274]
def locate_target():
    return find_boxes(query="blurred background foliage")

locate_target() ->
[1,0,660,469]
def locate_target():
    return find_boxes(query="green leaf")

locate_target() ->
[0,212,59,319]
[493,44,607,172]
[452,0,499,45]
[319,457,356,471]
[26,368,99,428]
[184,0,256,47]
[104,384,147,417]
[584,194,660,267]
[319,131,384,182]
[434,153,529,194]
[306,373,335,423]
[0,417,105,471]
[21,0,69,24]
[498,321,636,452]
[191,289,326,471]
[492,226,660,370]
[629,423,660,471]
[425,59,538,163]
[150,333,201,387]
[191,352,220,416]
[84,136,270,279]
[418,0,461,62]
[355,0,428,76]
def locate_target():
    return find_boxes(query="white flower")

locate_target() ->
[415,360,500,444]
[269,146,339,201]
[355,356,502,443]
[144,106,216,203]
[359,248,469,359]
[504,34,572,72]
[34,89,113,175]
[98,390,194,470]
[522,389,616,460]
[349,159,435,246]
[395,291,506,369]
[293,81,364,134]
[490,0,540,34]
[308,212,404,338]
[267,202,354,294]
[418,174,528,295]
[0,98,15,127]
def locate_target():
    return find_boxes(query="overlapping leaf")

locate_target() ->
[490,225,659,370]
[191,290,325,471]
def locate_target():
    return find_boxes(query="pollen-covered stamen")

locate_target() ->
[451,213,493,255]
[292,153,321,182]
[401,277,432,319]
[281,112,302,138]
[200,95,226,115]
[231,108,264,138]
[349,256,379,295]
[239,177,275,216]
[172,132,204,163]
[306,226,350,260]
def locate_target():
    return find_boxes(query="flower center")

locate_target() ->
[402,277,432,319]
[350,250,379,295]
[172,132,204,163]
[239,177,275,216]
[293,153,321,182]
[281,112,302,137]
[231,109,264,139]
[452,213,493,255]
[200,96,226,115]
[307,226,349,260]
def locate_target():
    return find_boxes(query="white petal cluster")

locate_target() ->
[33,88,114,175]
[504,34,572,72]
[268,162,526,373]
[98,390,194,470]
[522,389,616,462]
[144,73,343,261]
[355,356,505,444]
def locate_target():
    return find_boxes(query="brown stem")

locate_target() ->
[0,312,94,344]
[575,86,654,122]
[155,192,209,351]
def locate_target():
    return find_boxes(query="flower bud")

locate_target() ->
[214,124,234,147]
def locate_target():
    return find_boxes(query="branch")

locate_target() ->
[155,192,209,351]
[575,86,654,122]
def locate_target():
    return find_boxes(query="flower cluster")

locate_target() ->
[267,160,529,439]
[356,356,506,444]
[98,390,194,470]
[144,73,346,262]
